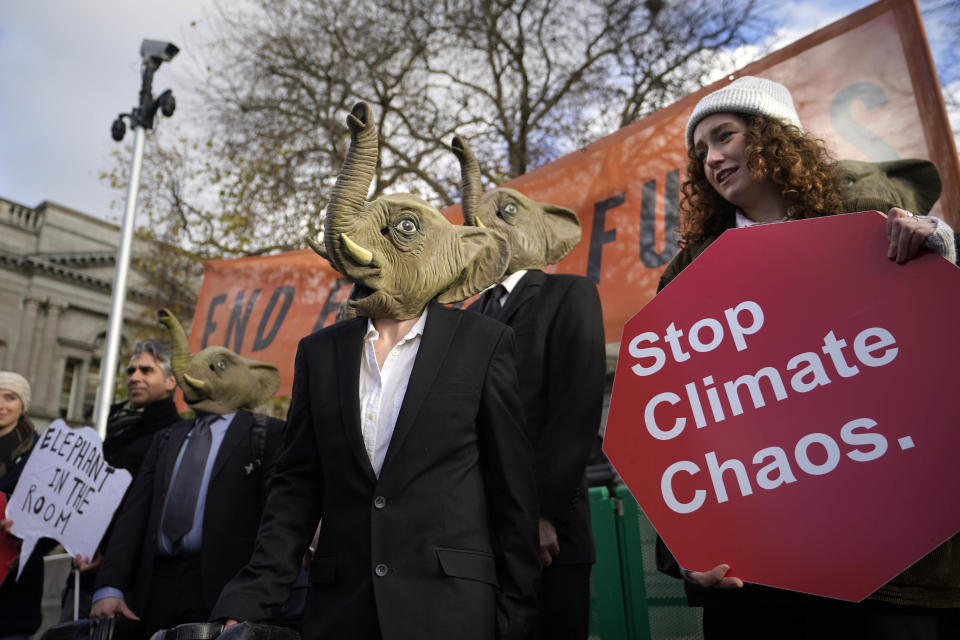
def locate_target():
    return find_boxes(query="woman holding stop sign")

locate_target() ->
[655,76,958,639]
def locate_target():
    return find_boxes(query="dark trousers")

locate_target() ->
[534,563,591,640]
[141,556,207,638]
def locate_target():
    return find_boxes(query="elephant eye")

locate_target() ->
[388,214,421,250]
[841,174,855,186]
[393,216,419,237]
[215,359,227,371]
[498,200,520,224]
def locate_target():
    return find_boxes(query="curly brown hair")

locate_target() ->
[678,113,845,247]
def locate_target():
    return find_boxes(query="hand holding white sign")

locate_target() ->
[7,420,131,579]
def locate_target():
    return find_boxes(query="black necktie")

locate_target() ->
[162,414,216,547]
[482,284,506,318]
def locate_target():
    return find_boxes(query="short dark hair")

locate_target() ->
[130,341,174,380]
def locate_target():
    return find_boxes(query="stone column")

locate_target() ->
[12,297,40,375]
[70,359,90,422]
[35,300,66,415]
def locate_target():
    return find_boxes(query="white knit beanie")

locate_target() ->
[685,76,803,148]
[0,371,30,412]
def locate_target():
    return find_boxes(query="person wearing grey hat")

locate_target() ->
[0,371,51,639]
[653,77,959,640]
[657,76,960,640]
[665,75,954,281]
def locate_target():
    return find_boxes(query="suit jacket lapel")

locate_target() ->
[335,318,377,483]
[379,302,458,478]
[499,270,544,324]
[210,412,250,481]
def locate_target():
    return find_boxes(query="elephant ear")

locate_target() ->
[240,359,281,410]
[880,159,941,215]
[436,227,511,304]
[542,203,582,264]
[838,158,942,216]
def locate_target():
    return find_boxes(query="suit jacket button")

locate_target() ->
[374,496,386,509]
[375,563,388,577]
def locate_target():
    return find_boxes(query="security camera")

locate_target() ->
[140,39,179,63]
[111,117,127,142]
[111,39,179,138]
[157,90,176,117]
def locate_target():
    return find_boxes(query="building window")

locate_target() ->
[83,356,101,421]
[59,357,83,419]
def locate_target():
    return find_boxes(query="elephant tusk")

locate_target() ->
[341,233,375,266]
[474,217,486,228]
[183,373,210,393]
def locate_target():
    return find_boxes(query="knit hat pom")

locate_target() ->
[0,371,31,412]
[686,76,803,149]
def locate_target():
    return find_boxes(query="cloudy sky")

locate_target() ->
[0,0,953,223]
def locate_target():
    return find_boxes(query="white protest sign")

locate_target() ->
[8,420,131,579]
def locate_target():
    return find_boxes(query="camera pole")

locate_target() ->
[92,41,178,441]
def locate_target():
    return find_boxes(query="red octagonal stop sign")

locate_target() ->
[603,211,960,602]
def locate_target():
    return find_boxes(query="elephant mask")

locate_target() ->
[158,308,280,415]
[310,102,510,320]
[451,135,581,274]
[837,158,942,216]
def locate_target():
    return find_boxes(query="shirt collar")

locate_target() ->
[195,412,234,426]
[735,209,793,228]
[500,269,528,295]
[363,306,429,342]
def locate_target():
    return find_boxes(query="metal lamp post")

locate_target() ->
[92,39,179,440]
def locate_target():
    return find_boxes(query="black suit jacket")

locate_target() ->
[470,270,605,564]
[103,396,181,477]
[211,302,540,640]
[95,410,284,616]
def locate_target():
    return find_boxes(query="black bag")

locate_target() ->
[39,617,143,640]
[149,623,299,640]
[219,622,300,640]
[148,622,223,640]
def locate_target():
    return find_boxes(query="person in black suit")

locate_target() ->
[61,341,181,620]
[90,311,284,636]
[453,136,606,640]
[211,102,540,640]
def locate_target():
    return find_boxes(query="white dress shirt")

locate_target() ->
[488,269,528,308]
[358,308,429,477]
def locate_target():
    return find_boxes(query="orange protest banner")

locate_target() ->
[190,0,958,397]
[188,250,352,396]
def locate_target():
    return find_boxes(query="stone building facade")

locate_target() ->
[0,196,164,429]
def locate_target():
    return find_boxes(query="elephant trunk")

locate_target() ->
[157,308,191,387]
[324,102,379,264]
[451,136,483,226]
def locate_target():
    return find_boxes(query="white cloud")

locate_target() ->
[0,0,211,221]
[1,0,955,223]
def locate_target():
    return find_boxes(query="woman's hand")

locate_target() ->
[886,207,936,264]
[684,564,744,589]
